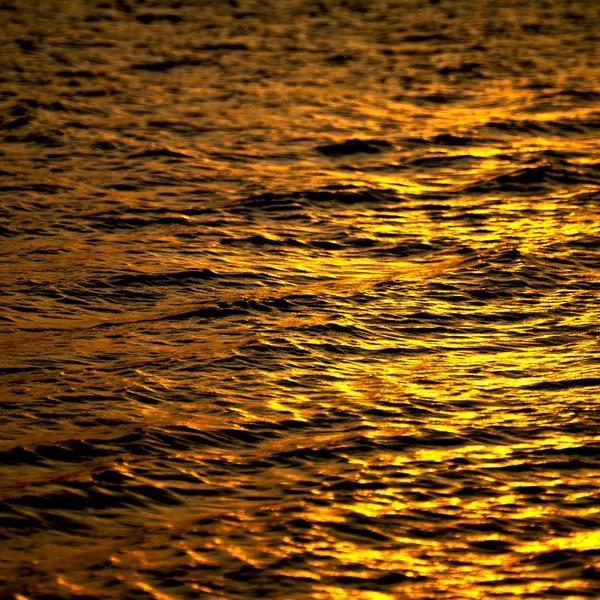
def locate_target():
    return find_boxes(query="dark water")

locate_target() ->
[1,0,600,598]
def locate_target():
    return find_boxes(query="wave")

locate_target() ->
[464,164,600,194]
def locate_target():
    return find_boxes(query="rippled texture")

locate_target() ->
[1,0,600,598]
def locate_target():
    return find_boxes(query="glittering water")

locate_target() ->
[1,0,600,598]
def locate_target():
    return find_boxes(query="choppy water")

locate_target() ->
[1,0,600,598]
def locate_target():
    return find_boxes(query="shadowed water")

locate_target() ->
[1,0,600,598]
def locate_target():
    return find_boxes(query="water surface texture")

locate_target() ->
[1,0,600,598]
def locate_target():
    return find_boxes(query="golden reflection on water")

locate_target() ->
[2,0,600,597]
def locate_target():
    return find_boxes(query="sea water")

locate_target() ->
[1,1,600,598]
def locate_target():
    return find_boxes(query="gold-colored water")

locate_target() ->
[1,0,600,598]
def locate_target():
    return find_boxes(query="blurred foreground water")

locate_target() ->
[1,0,600,598]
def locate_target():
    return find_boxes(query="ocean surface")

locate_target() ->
[1,0,600,598]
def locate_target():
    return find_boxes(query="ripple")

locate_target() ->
[1,0,600,597]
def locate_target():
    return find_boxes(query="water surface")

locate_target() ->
[1,0,600,598]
